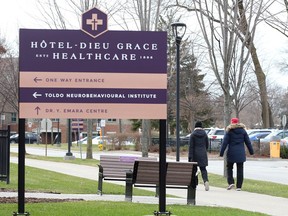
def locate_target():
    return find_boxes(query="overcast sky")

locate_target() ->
[1,0,287,88]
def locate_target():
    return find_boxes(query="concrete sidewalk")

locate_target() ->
[3,157,287,216]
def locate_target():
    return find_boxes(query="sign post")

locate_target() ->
[282,115,287,130]
[18,7,167,215]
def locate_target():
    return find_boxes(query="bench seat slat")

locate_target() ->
[133,161,197,186]
[166,162,196,185]
[128,160,197,205]
[98,155,157,196]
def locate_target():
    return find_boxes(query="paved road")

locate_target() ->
[207,159,288,185]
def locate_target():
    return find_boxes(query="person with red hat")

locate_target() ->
[220,118,254,191]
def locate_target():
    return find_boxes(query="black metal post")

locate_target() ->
[7,125,10,184]
[57,118,60,145]
[154,119,170,215]
[13,118,30,215]
[0,125,10,184]
[176,37,181,162]
[172,22,186,162]
[66,119,73,156]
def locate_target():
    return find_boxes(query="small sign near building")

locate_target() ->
[71,119,84,131]
[40,118,52,131]
[100,119,106,127]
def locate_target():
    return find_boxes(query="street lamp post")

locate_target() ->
[171,22,186,162]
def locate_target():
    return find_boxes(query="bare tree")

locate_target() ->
[229,43,258,117]
[0,40,18,113]
[174,0,240,126]
[108,0,172,31]
[177,41,213,132]
[109,0,174,157]
[35,0,102,29]
[35,0,103,159]
[132,0,166,157]
[262,0,288,73]
[237,0,273,128]
[34,0,177,157]
[262,0,288,38]
[174,0,273,128]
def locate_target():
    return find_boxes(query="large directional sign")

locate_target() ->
[19,7,167,119]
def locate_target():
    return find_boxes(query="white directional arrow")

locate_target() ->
[33,92,42,98]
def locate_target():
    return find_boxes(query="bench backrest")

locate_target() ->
[166,162,196,185]
[133,160,197,186]
[99,155,157,178]
[133,160,159,184]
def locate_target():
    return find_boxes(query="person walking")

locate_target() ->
[189,121,209,191]
[220,118,254,191]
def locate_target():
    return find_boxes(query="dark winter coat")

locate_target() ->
[220,123,254,163]
[188,128,209,167]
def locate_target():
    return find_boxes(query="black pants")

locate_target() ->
[192,165,208,186]
[227,162,244,188]
[199,166,208,183]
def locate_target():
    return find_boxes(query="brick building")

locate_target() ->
[1,115,134,144]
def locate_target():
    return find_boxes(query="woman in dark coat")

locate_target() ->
[189,121,209,191]
[220,118,254,191]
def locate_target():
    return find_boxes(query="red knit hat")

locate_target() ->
[231,118,239,124]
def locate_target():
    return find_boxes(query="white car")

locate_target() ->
[72,137,89,145]
[279,137,288,146]
[91,136,111,145]
[207,128,225,150]
[207,128,225,140]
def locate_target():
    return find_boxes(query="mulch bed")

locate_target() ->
[0,188,84,203]
[0,197,84,203]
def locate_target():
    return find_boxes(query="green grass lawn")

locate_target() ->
[0,163,268,216]
[20,151,288,199]
[1,202,268,216]
[207,172,288,198]
[1,163,154,196]
[1,150,285,215]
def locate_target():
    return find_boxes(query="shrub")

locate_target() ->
[106,132,140,151]
[280,145,288,159]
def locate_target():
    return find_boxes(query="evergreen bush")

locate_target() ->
[280,145,288,159]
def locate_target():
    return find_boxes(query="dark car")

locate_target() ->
[10,132,41,144]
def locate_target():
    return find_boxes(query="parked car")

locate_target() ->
[280,137,288,146]
[260,130,288,143]
[179,128,214,146]
[247,129,274,136]
[207,128,225,140]
[75,136,111,145]
[91,136,112,145]
[207,128,225,150]
[249,131,271,142]
[72,137,91,145]
[10,132,41,144]
[179,134,191,146]
[204,128,213,134]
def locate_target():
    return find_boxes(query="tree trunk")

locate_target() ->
[86,119,93,159]
[237,0,272,128]
[250,44,271,128]
[141,119,150,157]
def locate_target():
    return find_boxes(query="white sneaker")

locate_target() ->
[236,188,241,191]
[204,181,209,191]
[227,184,235,190]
